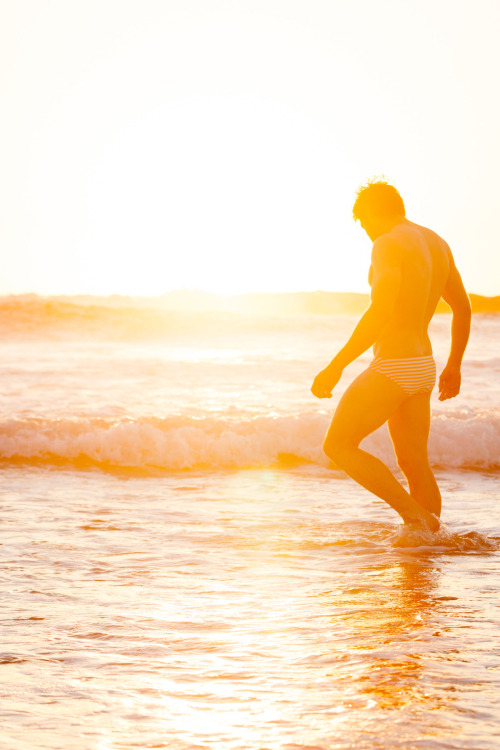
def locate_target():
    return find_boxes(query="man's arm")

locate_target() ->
[333,239,401,369]
[311,238,401,398]
[438,248,471,401]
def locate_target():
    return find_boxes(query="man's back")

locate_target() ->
[372,220,451,358]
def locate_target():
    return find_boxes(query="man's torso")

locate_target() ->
[370,220,450,358]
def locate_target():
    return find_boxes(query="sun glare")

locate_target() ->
[75,94,364,297]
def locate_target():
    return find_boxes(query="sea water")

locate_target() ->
[1,300,499,749]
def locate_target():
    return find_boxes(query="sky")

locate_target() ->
[1,0,499,297]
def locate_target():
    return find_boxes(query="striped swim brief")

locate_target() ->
[368,355,436,396]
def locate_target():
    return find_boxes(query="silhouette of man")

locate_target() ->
[312,179,471,530]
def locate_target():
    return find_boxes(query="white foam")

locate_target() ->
[393,522,499,552]
[0,407,498,471]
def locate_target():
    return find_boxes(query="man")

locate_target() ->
[311,179,471,530]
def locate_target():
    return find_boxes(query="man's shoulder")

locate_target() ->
[398,221,450,252]
[371,234,404,265]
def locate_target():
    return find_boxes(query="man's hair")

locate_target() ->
[352,178,405,223]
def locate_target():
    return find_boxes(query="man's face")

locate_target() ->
[360,216,379,242]
[360,208,389,242]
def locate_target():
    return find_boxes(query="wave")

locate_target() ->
[0,296,360,341]
[0,297,221,340]
[0,408,498,472]
[1,295,499,342]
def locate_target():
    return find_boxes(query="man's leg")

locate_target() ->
[323,368,439,528]
[388,391,441,517]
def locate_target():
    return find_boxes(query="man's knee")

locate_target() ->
[323,433,356,465]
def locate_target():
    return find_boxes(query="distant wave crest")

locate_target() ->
[0,408,498,472]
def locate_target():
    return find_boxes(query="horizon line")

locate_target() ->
[1,289,499,300]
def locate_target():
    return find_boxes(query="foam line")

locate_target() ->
[0,409,498,471]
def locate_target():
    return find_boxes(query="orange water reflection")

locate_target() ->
[318,558,461,717]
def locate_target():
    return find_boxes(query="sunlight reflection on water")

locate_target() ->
[1,467,499,749]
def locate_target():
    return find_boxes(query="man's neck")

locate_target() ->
[371,215,408,240]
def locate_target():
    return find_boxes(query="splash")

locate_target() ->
[394,522,499,552]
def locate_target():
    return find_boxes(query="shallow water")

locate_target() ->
[2,466,500,750]
[1,303,500,748]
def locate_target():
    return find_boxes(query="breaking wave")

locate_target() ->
[0,408,498,472]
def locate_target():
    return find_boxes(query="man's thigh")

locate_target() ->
[387,391,432,463]
[324,368,407,448]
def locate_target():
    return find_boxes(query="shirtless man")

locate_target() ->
[311,180,471,530]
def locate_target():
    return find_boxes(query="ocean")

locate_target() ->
[1,298,499,750]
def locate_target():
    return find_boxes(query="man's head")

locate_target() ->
[352,178,406,240]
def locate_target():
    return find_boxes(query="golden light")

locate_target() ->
[73,93,364,297]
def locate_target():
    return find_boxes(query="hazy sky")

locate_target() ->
[1,0,499,296]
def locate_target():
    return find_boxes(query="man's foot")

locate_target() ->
[395,513,447,548]
[394,523,436,547]
[405,507,440,532]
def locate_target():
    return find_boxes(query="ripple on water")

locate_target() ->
[1,467,500,750]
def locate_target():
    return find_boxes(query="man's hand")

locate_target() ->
[438,364,461,401]
[311,364,342,399]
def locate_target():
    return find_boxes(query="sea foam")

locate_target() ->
[0,408,498,471]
